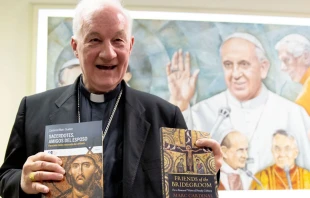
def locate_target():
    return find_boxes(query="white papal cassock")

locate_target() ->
[183,84,310,185]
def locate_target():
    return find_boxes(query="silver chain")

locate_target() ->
[77,85,123,141]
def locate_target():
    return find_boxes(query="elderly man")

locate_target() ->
[218,131,250,190]
[167,32,310,176]
[275,34,310,115]
[250,130,310,190]
[0,0,222,197]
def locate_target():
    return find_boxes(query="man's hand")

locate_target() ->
[195,139,223,172]
[166,49,199,111]
[20,152,65,194]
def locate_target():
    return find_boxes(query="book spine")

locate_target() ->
[159,128,166,198]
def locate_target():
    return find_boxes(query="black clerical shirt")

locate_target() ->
[79,79,124,198]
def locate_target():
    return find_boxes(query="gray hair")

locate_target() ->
[220,32,268,62]
[272,129,298,149]
[72,0,133,39]
[275,34,310,58]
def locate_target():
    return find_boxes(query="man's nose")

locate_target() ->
[99,42,117,60]
[240,150,248,158]
[243,151,248,158]
[77,165,83,174]
[278,149,287,157]
[232,66,242,78]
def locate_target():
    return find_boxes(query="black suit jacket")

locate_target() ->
[0,79,219,198]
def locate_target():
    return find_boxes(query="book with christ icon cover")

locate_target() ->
[160,127,218,198]
[42,121,103,198]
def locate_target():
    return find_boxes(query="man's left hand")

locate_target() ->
[195,138,223,172]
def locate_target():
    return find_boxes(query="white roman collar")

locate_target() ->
[90,93,105,103]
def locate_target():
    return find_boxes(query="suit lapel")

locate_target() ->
[48,80,151,196]
[123,85,150,197]
[49,79,78,125]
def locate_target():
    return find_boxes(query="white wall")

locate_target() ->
[1,0,310,184]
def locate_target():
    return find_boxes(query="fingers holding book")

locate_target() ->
[20,152,65,194]
[195,138,223,172]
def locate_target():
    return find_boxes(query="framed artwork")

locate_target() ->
[36,8,310,197]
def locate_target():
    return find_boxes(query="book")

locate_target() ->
[160,127,218,198]
[42,121,103,198]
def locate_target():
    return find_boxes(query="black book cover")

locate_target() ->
[42,121,103,198]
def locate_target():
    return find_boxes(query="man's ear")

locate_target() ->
[260,60,270,79]
[71,37,78,58]
[221,146,228,159]
[302,52,310,65]
[293,147,299,160]
[129,36,135,54]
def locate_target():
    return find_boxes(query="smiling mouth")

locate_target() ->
[232,82,246,89]
[233,81,246,85]
[96,65,116,70]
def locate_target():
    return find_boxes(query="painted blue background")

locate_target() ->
[47,17,307,104]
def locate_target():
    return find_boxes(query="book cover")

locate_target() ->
[42,121,103,198]
[160,127,218,198]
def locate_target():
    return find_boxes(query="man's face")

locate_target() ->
[272,134,298,169]
[69,156,97,189]
[277,48,306,82]
[221,38,269,101]
[71,4,134,93]
[60,65,82,86]
[222,133,248,170]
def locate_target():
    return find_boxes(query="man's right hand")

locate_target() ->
[20,152,65,194]
[166,49,199,111]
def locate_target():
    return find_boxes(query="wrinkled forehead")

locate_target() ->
[81,4,129,33]
[229,132,248,145]
[277,47,292,57]
[221,38,256,55]
[272,134,295,147]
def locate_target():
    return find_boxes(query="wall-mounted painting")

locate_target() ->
[36,9,310,197]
